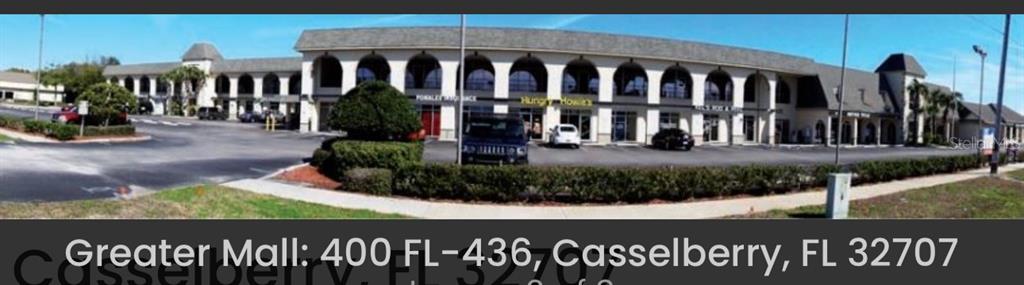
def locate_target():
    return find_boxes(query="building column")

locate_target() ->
[644,68,662,144]
[228,76,239,120]
[148,77,157,96]
[766,77,777,145]
[730,73,746,145]
[279,76,290,95]
[388,59,407,93]
[299,60,316,133]
[253,76,264,112]
[825,116,833,147]
[598,107,612,144]
[340,60,358,94]
[646,110,659,144]
[916,113,925,144]
[851,118,859,146]
[875,118,883,145]
[596,66,615,144]
[439,60,460,141]
[492,61,512,114]
[690,71,707,146]
[544,63,565,142]
[132,78,141,95]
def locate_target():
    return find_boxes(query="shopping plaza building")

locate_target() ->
[102,27,1024,145]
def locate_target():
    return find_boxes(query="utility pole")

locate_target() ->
[990,14,1011,175]
[973,45,987,158]
[456,15,466,165]
[34,14,45,120]
[834,15,850,166]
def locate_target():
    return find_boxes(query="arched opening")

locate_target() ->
[883,121,897,145]
[613,62,647,96]
[238,74,255,94]
[562,59,599,95]
[263,73,281,95]
[356,54,390,84]
[743,73,770,104]
[705,70,732,102]
[775,79,791,104]
[509,56,547,93]
[215,75,230,94]
[315,55,342,88]
[865,122,877,145]
[815,120,826,144]
[405,53,442,90]
[109,77,118,84]
[460,54,495,91]
[288,73,301,95]
[124,76,135,92]
[139,76,151,94]
[661,65,692,99]
[841,121,852,144]
[156,78,169,94]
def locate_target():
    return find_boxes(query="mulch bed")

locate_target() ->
[275,165,342,190]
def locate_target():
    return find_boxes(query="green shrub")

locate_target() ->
[343,168,393,196]
[0,115,24,130]
[22,120,47,134]
[48,123,78,141]
[83,125,135,137]
[316,140,423,178]
[76,83,136,126]
[328,81,421,141]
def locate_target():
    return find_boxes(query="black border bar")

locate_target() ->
[1,0,1023,14]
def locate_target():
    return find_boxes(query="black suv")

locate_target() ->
[460,115,529,165]
[196,107,228,120]
[651,128,695,151]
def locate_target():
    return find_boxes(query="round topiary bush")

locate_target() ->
[328,81,421,141]
[77,82,137,126]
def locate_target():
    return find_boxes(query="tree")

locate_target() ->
[76,83,137,127]
[4,68,31,73]
[923,88,943,138]
[39,62,106,103]
[905,79,929,142]
[160,65,207,116]
[328,81,421,141]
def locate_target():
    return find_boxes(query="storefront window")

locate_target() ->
[561,109,592,140]
[743,115,755,141]
[659,112,680,130]
[519,108,544,140]
[612,111,638,141]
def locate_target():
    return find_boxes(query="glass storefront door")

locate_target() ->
[518,108,544,140]
[612,111,637,142]
[560,109,592,141]
[704,114,720,142]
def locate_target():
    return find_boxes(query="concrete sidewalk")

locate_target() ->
[224,163,1024,219]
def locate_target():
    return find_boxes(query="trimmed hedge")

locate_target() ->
[83,125,136,137]
[314,139,423,178]
[0,114,135,141]
[383,154,1008,204]
[343,168,393,196]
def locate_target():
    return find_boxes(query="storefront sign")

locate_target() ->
[520,96,553,107]
[415,94,477,102]
[696,105,735,112]
[844,111,871,118]
[560,96,593,107]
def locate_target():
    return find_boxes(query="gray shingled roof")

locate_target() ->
[0,71,38,84]
[812,64,894,114]
[875,53,927,77]
[295,27,817,74]
[210,57,302,74]
[960,101,998,124]
[103,62,180,76]
[994,105,1024,124]
[182,43,223,61]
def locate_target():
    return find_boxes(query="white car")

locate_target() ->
[548,124,581,148]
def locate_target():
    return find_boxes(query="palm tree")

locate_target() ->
[939,91,963,140]
[906,79,929,142]
[160,65,206,116]
[923,88,943,138]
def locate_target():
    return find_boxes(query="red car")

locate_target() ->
[52,105,128,125]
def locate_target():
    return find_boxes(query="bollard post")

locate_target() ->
[826,173,852,219]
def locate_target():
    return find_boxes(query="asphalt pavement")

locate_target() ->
[0,105,974,202]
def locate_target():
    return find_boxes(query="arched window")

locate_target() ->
[562,59,599,95]
[705,70,733,102]
[613,62,647,96]
[461,55,495,91]
[123,76,135,92]
[661,66,692,99]
[288,73,301,95]
[263,73,281,95]
[509,56,547,92]
[775,79,791,104]
[238,74,254,94]
[405,54,442,89]
[215,75,230,94]
[316,55,342,88]
[356,54,390,84]
[139,76,151,93]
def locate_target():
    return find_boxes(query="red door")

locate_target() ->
[420,105,441,137]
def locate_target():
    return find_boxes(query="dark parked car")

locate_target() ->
[253,109,286,124]
[237,111,259,123]
[52,105,128,125]
[651,128,695,151]
[196,107,228,120]
[460,115,529,165]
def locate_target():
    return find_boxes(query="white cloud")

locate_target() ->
[533,15,591,29]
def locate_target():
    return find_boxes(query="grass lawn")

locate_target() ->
[743,171,1024,219]
[0,133,11,142]
[0,185,406,219]
[1009,168,1024,182]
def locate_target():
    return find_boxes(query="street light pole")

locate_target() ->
[834,15,850,166]
[34,14,45,120]
[973,45,987,157]
[456,14,466,165]
[989,14,1011,175]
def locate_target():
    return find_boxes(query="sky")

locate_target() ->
[1,14,1022,111]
